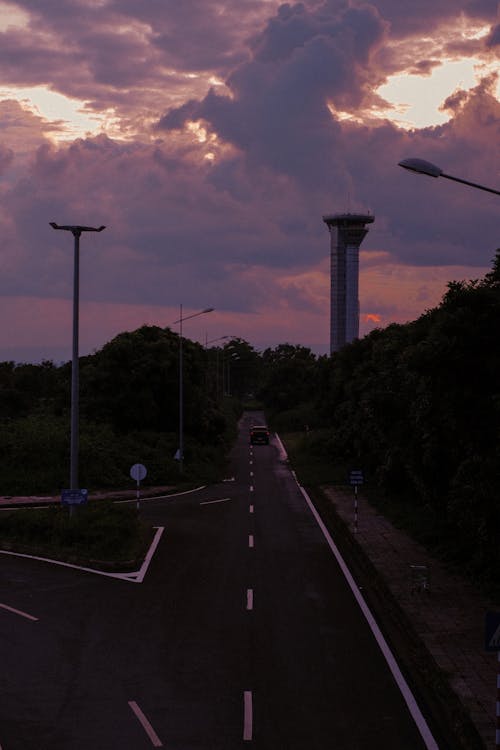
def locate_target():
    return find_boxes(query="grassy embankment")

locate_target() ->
[0,500,154,571]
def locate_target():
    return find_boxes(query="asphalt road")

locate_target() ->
[0,412,442,749]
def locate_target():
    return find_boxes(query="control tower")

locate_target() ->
[323,213,374,354]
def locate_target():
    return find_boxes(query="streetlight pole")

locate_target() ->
[398,158,500,196]
[173,305,214,474]
[205,335,231,400]
[50,222,105,489]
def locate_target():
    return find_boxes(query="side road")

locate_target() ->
[323,486,497,750]
[0,487,175,507]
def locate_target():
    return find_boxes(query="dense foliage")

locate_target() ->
[1,253,499,587]
[259,251,500,587]
[0,326,240,493]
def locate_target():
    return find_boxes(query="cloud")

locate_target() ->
[0,0,499,361]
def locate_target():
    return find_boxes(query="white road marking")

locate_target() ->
[249,485,254,493]
[246,589,254,610]
[249,505,254,514]
[132,527,165,583]
[116,485,207,504]
[243,691,253,741]
[250,471,254,477]
[0,527,165,584]
[0,603,38,622]
[128,701,163,747]
[296,481,439,750]
[199,497,230,506]
[248,535,254,549]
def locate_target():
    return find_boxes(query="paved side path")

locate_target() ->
[323,486,497,749]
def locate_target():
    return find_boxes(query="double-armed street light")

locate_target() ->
[173,305,214,473]
[398,158,500,197]
[50,222,106,490]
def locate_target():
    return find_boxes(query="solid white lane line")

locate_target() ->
[116,485,207,504]
[249,504,254,514]
[0,526,165,584]
[297,483,439,750]
[199,497,230,506]
[248,535,254,548]
[133,527,165,583]
[0,603,38,622]
[128,701,163,747]
[243,691,253,742]
[246,589,254,611]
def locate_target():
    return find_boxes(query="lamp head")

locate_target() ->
[398,158,443,178]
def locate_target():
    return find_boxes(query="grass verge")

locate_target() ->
[0,500,155,571]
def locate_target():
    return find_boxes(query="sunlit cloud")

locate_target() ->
[375,58,500,129]
[0,85,120,141]
[0,1,29,32]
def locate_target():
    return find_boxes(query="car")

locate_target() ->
[250,425,270,445]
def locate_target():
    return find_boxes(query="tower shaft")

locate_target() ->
[323,213,374,354]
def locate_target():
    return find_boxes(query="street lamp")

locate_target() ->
[398,158,500,196]
[172,305,214,473]
[205,336,234,399]
[50,222,106,490]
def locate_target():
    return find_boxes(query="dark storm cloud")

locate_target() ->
[159,2,389,192]
[0,0,499,359]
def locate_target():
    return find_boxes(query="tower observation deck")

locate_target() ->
[322,213,374,354]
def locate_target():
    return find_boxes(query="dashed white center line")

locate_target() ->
[249,485,254,493]
[243,691,253,741]
[246,588,254,610]
[128,701,163,747]
[249,504,254,514]
[250,471,254,477]
[248,534,254,548]
[0,603,38,622]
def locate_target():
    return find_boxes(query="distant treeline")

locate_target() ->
[1,251,499,587]
[0,326,242,493]
[263,250,500,588]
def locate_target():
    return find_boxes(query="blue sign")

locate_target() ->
[61,489,88,506]
[349,470,364,486]
[484,612,500,651]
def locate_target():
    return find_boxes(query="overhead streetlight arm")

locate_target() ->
[172,307,214,325]
[50,222,106,233]
[398,159,500,196]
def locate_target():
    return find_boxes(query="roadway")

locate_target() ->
[0,412,443,748]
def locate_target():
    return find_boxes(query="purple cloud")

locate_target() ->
[0,0,498,361]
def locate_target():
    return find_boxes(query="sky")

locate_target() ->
[0,0,498,363]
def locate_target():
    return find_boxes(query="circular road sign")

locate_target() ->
[130,463,147,481]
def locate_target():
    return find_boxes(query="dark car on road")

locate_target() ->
[250,426,270,445]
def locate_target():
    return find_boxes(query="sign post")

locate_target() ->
[349,470,364,533]
[130,463,147,509]
[485,612,500,747]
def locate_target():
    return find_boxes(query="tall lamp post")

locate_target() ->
[50,222,106,489]
[173,305,214,474]
[398,158,500,196]
[206,335,231,399]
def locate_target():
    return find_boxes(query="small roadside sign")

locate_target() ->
[349,470,364,486]
[130,463,147,510]
[130,463,147,482]
[485,612,500,651]
[61,489,88,506]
